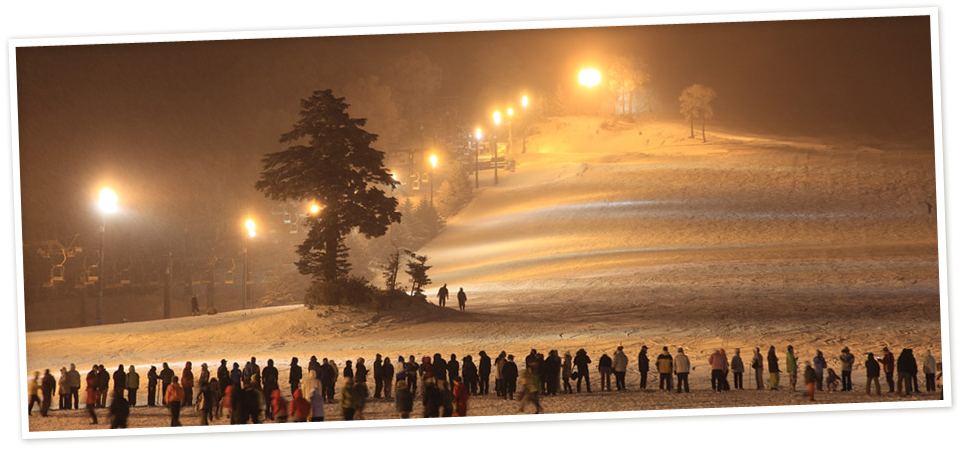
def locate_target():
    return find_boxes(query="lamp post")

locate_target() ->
[474,127,482,188]
[493,111,501,185]
[242,219,256,310]
[96,188,118,325]
[578,68,602,116]
[521,95,529,154]
[429,154,438,208]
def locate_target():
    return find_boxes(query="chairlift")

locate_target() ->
[289,222,299,234]
[283,212,293,224]
[50,265,65,283]
[224,259,236,285]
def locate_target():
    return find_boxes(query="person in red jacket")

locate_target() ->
[270,389,288,422]
[452,377,469,417]
[181,362,194,407]
[165,376,185,427]
[85,367,99,424]
[289,388,310,422]
[880,347,895,393]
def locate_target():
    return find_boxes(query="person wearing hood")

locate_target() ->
[674,348,691,393]
[803,362,817,401]
[638,345,649,390]
[58,367,70,410]
[768,346,780,390]
[181,361,194,407]
[574,348,592,393]
[751,348,764,390]
[125,365,139,406]
[923,350,938,392]
[730,348,744,390]
[382,357,395,400]
[813,351,827,391]
[395,379,413,418]
[880,347,895,393]
[478,351,492,395]
[289,388,309,422]
[165,375,185,427]
[839,347,855,391]
[562,352,574,394]
[598,353,613,391]
[865,353,882,396]
[85,366,99,424]
[785,345,798,391]
[373,354,384,398]
[343,360,355,380]
[657,347,674,391]
[28,371,42,416]
[270,388,288,423]
[309,386,325,422]
[896,348,917,396]
[709,349,728,392]
[612,346,628,391]
[159,363,174,406]
[199,362,210,385]
[67,363,82,410]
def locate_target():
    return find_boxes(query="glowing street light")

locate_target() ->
[95,187,118,325]
[493,110,502,125]
[579,68,602,116]
[309,203,321,215]
[521,95,529,108]
[242,218,256,309]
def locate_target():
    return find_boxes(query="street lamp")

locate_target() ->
[579,68,602,115]
[242,219,256,309]
[521,95,530,153]
[429,154,438,208]
[474,127,482,188]
[96,187,118,325]
[493,111,501,185]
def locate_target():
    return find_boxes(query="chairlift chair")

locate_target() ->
[224,259,236,284]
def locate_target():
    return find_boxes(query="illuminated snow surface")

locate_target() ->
[24,117,941,432]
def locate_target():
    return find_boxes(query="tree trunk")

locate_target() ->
[689,116,695,138]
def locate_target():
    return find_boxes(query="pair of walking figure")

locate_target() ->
[436,284,467,311]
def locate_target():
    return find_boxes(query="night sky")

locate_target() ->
[15,15,934,252]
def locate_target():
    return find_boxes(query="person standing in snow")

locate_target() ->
[657,347,674,391]
[319,358,335,402]
[447,353,460,385]
[803,362,817,401]
[751,348,764,390]
[897,348,917,396]
[768,346,781,390]
[289,357,302,396]
[598,353,613,391]
[457,287,467,312]
[638,345,649,390]
[561,352,574,394]
[813,350,827,391]
[85,368,99,424]
[709,349,727,392]
[923,350,938,392]
[28,371,41,416]
[125,365,139,406]
[67,363,81,410]
[165,376,185,427]
[437,283,449,307]
[190,294,200,316]
[58,367,70,410]
[159,362,174,406]
[839,347,855,391]
[147,366,158,407]
[574,348,592,393]
[865,353,882,396]
[181,361,194,407]
[478,351,492,395]
[731,348,744,390]
[462,355,479,395]
[674,348,690,393]
[373,354,384,399]
[217,359,230,396]
[112,364,126,402]
[785,345,798,391]
[612,346,628,391]
[40,369,56,416]
[262,359,279,420]
[880,347,895,393]
[197,381,215,425]
[382,357,394,400]
[97,364,110,408]
[503,355,519,399]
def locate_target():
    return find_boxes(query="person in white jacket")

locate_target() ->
[923,350,938,392]
[612,346,628,391]
[674,348,691,393]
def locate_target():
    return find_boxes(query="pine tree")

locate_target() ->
[381,247,401,291]
[255,89,401,284]
[404,250,431,296]
[436,168,474,218]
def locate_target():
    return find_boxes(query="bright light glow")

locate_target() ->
[493,111,501,125]
[521,95,529,107]
[475,127,482,140]
[391,173,398,181]
[98,188,118,214]
[429,154,438,168]
[578,68,602,87]
[309,204,321,214]
[507,108,514,117]
[245,219,257,238]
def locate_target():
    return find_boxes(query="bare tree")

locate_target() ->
[679,84,717,142]
[607,56,649,115]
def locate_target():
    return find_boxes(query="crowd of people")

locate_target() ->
[27,344,943,428]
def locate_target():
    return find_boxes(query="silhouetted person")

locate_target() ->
[573,349,592,393]
[125,365,139,406]
[502,355,519,399]
[289,357,302,396]
[437,283,449,307]
[109,394,129,429]
[159,363,174,406]
[191,295,200,316]
[637,346,649,390]
[457,287,467,311]
[40,369,56,416]
[147,365,159,406]
[67,363,81,409]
